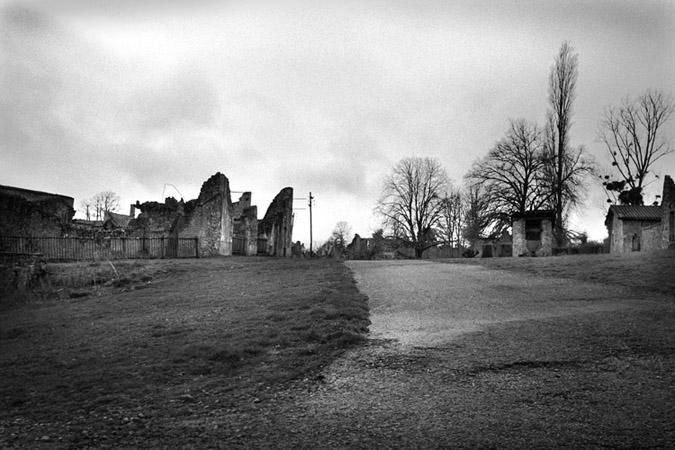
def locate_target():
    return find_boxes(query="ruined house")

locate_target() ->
[512,210,555,257]
[605,175,675,253]
[0,185,74,237]
[0,172,294,259]
[232,192,258,256]
[126,173,293,257]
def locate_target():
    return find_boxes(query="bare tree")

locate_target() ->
[79,198,93,221]
[599,90,675,205]
[376,157,449,258]
[438,188,465,248]
[92,191,120,220]
[467,119,549,218]
[461,182,505,247]
[544,42,594,244]
[330,221,352,252]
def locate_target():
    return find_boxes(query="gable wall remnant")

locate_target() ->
[176,172,234,256]
[258,187,294,257]
[232,193,258,255]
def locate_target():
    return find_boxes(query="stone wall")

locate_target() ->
[232,193,258,256]
[128,197,185,238]
[608,213,623,253]
[538,219,553,256]
[642,222,663,252]
[178,172,234,257]
[258,187,294,257]
[0,185,74,237]
[2,174,294,259]
[512,219,526,256]
[614,220,662,253]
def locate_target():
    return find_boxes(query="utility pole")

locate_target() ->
[309,192,314,256]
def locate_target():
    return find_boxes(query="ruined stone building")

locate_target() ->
[126,173,293,257]
[0,173,294,258]
[606,175,675,253]
[0,185,75,237]
[512,210,555,257]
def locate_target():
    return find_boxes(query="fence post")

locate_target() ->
[161,237,165,259]
[194,238,199,258]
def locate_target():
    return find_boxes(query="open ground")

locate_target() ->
[1,252,674,448]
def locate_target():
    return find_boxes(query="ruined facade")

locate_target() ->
[124,173,293,257]
[232,192,258,256]
[177,173,234,256]
[606,175,675,253]
[512,210,555,257]
[258,187,294,257]
[0,185,74,237]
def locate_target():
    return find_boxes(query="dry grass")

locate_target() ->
[0,257,369,447]
[441,250,675,295]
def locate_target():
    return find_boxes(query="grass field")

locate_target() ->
[0,257,369,447]
[1,251,673,447]
[444,249,675,295]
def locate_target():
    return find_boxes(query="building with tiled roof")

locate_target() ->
[605,175,675,253]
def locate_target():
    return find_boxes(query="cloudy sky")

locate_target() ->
[1,0,674,246]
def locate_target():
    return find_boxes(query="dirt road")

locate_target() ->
[349,260,654,346]
[261,260,674,448]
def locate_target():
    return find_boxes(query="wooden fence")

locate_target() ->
[0,236,199,261]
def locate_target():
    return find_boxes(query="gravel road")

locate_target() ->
[348,260,653,347]
[251,260,674,448]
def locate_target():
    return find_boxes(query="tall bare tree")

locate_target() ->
[376,157,448,258]
[467,119,549,219]
[544,42,594,244]
[461,182,502,246]
[599,90,675,205]
[438,188,465,248]
[92,191,120,220]
[79,199,93,221]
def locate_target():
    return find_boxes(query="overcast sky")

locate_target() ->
[1,0,674,245]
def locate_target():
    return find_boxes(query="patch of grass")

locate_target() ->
[0,257,369,447]
[442,250,675,295]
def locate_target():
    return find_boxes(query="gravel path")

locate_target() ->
[248,260,674,448]
[348,260,654,347]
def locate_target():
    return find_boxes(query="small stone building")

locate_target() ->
[605,175,675,253]
[605,206,663,253]
[512,210,555,257]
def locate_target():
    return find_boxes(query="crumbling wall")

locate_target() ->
[127,197,184,238]
[0,185,74,237]
[512,218,526,256]
[537,219,553,257]
[179,172,234,256]
[258,187,294,257]
[232,193,258,256]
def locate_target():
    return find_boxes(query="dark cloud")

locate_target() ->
[1,1,673,242]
